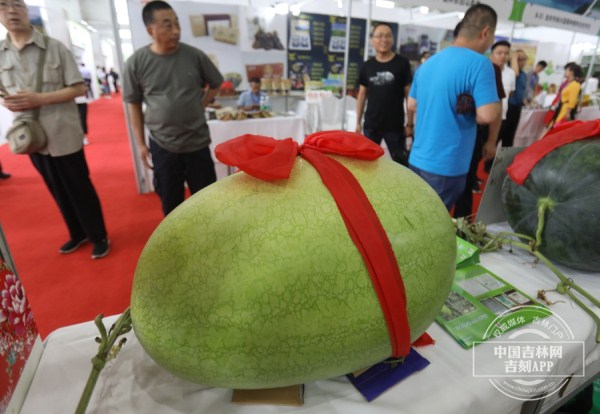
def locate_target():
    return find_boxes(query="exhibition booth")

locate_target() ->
[2,1,600,413]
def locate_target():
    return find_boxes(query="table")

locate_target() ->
[208,115,306,179]
[19,223,600,414]
[513,106,600,148]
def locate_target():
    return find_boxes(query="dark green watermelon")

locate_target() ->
[501,137,600,272]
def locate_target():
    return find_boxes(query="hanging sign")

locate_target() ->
[520,4,600,35]
[396,0,514,21]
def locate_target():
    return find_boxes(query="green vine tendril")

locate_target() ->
[75,308,132,414]
[453,218,600,344]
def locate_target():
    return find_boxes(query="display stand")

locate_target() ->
[476,146,524,225]
[231,385,304,406]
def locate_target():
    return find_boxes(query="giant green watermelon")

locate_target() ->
[502,133,600,272]
[131,150,455,389]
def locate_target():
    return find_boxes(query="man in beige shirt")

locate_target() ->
[0,0,109,258]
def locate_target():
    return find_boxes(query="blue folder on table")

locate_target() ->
[347,348,430,402]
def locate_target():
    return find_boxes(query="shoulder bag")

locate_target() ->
[6,36,49,155]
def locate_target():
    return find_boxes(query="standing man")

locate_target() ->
[525,60,547,104]
[109,67,119,94]
[0,0,110,258]
[356,22,413,166]
[407,3,501,210]
[76,62,92,144]
[78,62,92,96]
[483,39,513,172]
[500,49,528,147]
[490,41,515,125]
[124,0,224,216]
[454,53,505,219]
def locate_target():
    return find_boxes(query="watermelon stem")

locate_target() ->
[453,218,535,253]
[75,308,133,414]
[511,241,600,342]
[453,219,600,343]
[535,198,555,248]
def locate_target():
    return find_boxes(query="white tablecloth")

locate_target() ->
[513,106,600,148]
[208,115,306,179]
[19,224,600,414]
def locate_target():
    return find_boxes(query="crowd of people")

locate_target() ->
[356,3,588,217]
[0,0,228,260]
[0,0,593,259]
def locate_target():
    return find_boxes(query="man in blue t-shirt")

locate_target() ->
[407,3,501,211]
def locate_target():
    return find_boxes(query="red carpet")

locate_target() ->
[0,96,163,338]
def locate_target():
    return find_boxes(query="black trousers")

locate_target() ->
[30,150,107,244]
[454,125,487,219]
[500,104,523,148]
[77,103,88,135]
[363,128,408,166]
[149,140,217,216]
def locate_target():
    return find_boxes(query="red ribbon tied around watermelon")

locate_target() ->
[508,119,600,185]
[216,130,412,358]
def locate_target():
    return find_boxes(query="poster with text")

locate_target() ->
[287,13,366,94]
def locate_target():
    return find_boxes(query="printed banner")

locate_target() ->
[519,0,594,15]
[287,13,367,93]
[396,0,514,20]
[520,4,600,35]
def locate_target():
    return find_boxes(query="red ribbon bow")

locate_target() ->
[215,130,411,358]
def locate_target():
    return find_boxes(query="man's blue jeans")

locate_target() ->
[409,164,467,211]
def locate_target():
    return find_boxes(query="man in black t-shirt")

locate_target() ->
[356,22,413,166]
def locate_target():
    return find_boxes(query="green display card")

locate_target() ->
[436,264,549,349]
[456,236,480,269]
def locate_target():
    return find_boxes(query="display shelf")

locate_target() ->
[216,93,303,113]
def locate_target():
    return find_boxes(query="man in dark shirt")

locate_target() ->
[356,22,413,166]
[500,49,528,147]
